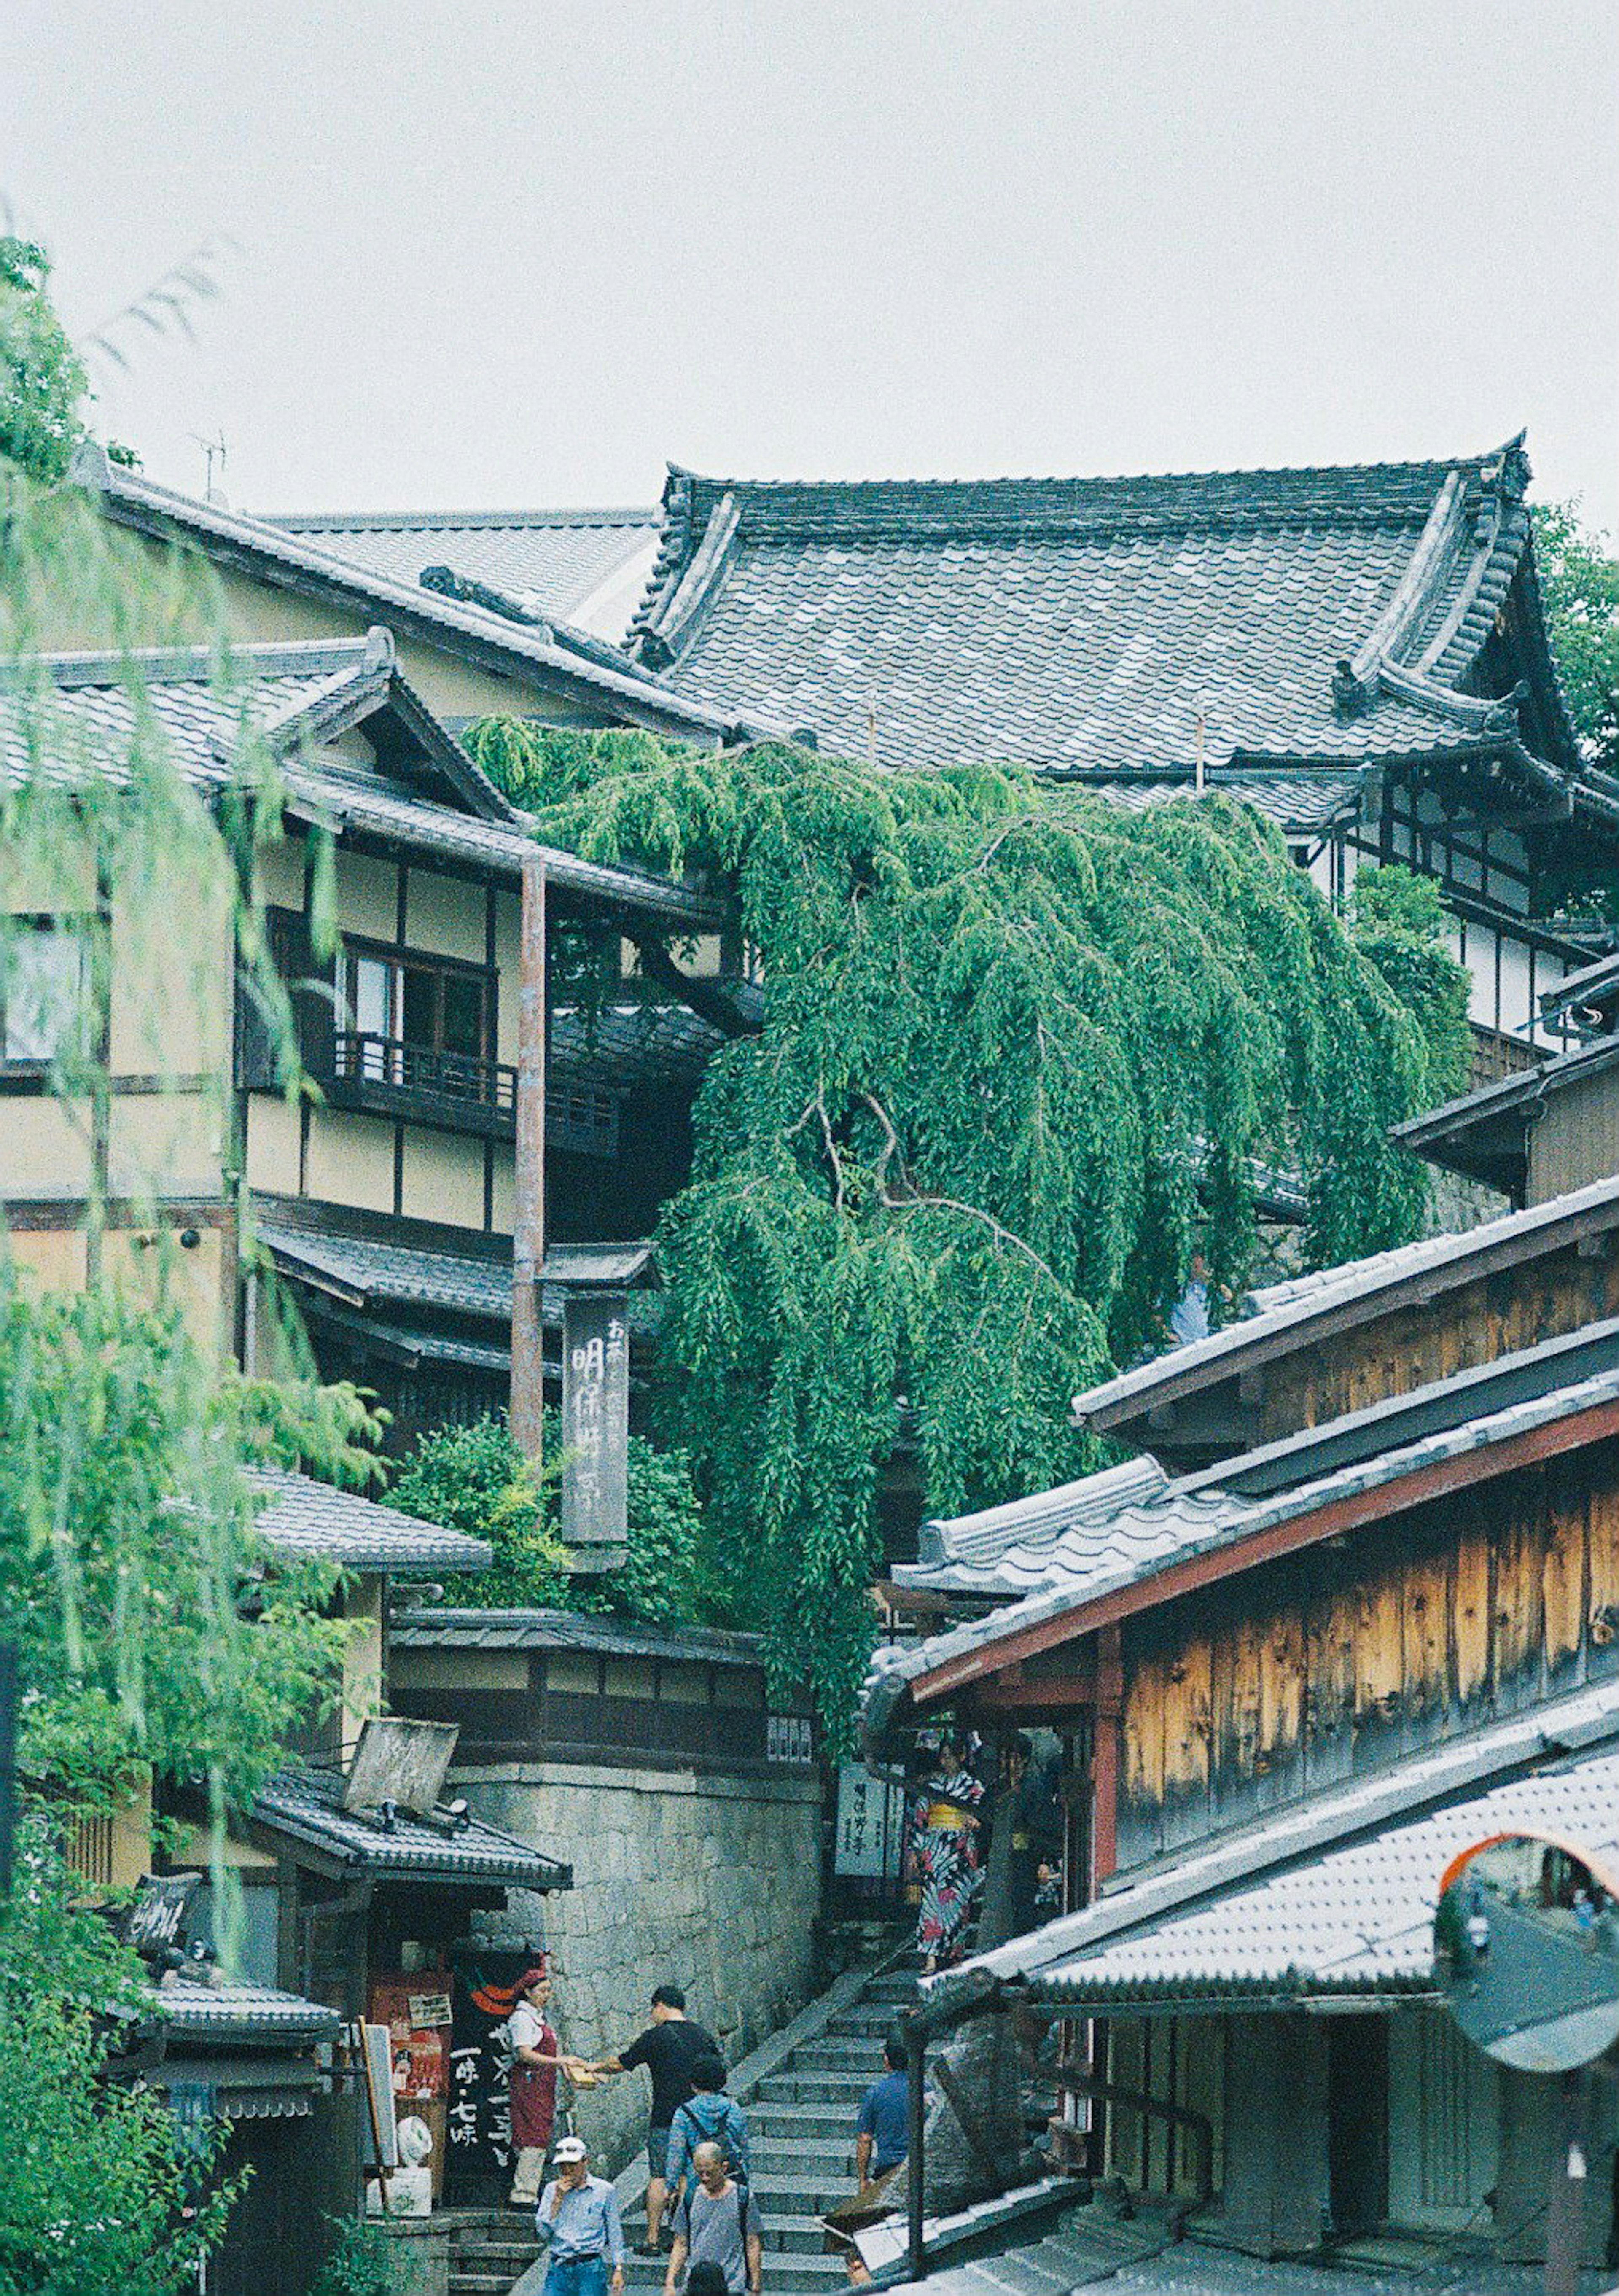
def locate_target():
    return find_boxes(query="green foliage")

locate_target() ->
[392,1413,718,1624]
[0,1824,240,2294]
[308,2216,407,2296]
[0,404,387,2283]
[1350,864,1472,1110]
[465,723,1470,1740]
[1534,501,1619,773]
[0,238,88,485]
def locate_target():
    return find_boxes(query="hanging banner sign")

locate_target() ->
[835,1762,907,1878]
[561,1292,630,1557]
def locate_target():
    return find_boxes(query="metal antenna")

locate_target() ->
[189,428,228,501]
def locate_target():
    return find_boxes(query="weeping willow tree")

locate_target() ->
[467,723,1471,1736]
[0,240,383,2290]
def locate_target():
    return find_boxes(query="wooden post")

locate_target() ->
[906,2013,927,2282]
[511,853,546,1460]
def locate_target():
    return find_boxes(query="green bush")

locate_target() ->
[392,1413,720,1626]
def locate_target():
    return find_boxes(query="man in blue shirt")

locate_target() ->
[855,2035,909,2191]
[535,2135,626,2296]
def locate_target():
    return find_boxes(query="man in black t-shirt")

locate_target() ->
[587,1984,719,2254]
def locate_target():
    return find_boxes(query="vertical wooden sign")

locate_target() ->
[560,1290,630,1563]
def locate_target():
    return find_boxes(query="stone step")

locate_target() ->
[789,2037,887,2069]
[744,2121,859,2158]
[758,2070,872,2105]
[827,2010,904,2040]
[750,2102,858,2137]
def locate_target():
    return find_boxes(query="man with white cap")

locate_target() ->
[534,2136,625,2296]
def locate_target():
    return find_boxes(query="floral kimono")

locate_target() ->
[911,1765,985,1965]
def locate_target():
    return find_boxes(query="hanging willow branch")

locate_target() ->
[465,719,1472,1743]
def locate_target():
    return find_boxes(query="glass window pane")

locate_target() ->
[401,966,436,1047]
[4,923,86,1061]
[350,954,393,1039]
[441,972,484,1058]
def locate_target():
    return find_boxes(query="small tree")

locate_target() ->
[0,238,87,485]
[1533,501,1619,774]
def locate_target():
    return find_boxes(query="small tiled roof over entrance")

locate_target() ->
[630,440,1581,786]
[253,1761,571,1888]
[249,1466,493,1574]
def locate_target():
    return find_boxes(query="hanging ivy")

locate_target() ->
[469,722,1471,1742]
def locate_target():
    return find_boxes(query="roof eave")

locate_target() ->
[78,452,734,743]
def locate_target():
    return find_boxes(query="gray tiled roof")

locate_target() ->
[901,1457,1169,1597]
[392,1605,766,1669]
[253,1760,570,1887]
[1392,1033,1619,1192]
[260,506,661,627]
[1057,766,1368,834]
[0,637,722,927]
[1541,947,1619,1028]
[1070,1172,1619,1433]
[941,1673,1619,2011]
[256,1211,664,1339]
[864,1338,1619,1743]
[74,445,732,741]
[633,443,1577,781]
[249,1466,492,1573]
[896,2210,1579,2296]
[149,1975,342,2043]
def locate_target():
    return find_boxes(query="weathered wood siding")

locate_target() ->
[1118,1441,1619,1867]
[1529,1065,1619,1205]
[1262,1254,1619,1440]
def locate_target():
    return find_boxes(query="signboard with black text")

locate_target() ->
[560,1292,630,1558]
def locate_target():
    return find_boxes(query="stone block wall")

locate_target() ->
[462,1760,823,2173]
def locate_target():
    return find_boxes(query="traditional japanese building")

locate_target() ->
[862,1176,1619,2276]
[630,440,1614,1056]
[0,630,727,1429]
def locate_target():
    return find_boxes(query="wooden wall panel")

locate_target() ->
[1160,1636,1213,1849]
[1115,1441,1619,1872]
[1263,1257,1619,1445]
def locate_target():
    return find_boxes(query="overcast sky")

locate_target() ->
[6,2,1615,528]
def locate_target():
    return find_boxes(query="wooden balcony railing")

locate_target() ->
[331,1028,518,1119]
[322,1029,619,1157]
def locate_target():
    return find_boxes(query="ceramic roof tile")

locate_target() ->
[1071,1173,1619,1432]
[945,1676,1619,2009]
[248,1466,493,1573]
[253,1760,570,1887]
[392,1605,766,1669]
[149,1975,342,2042]
[866,1334,1619,1734]
[253,1213,664,1338]
[259,507,661,624]
[0,640,721,926]
[635,447,1565,782]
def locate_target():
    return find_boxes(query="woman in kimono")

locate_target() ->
[909,1738,985,1974]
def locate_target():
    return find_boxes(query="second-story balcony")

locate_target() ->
[317,1028,619,1157]
[325,1028,518,1139]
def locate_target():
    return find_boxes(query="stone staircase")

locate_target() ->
[449,1963,916,2296]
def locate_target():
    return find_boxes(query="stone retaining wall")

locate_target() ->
[461,1760,824,2173]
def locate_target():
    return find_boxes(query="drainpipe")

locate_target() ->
[511,853,547,1459]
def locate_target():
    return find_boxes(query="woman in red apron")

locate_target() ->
[509,1964,586,2207]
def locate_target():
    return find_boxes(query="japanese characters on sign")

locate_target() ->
[561,1292,631,1555]
[834,1761,907,1877]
